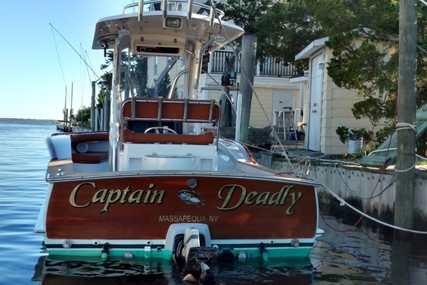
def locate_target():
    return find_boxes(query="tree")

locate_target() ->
[305,0,427,154]
[75,106,91,123]
[305,0,400,125]
[255,0,324,72]
[157,74,171,98]
[98,51,114,95]
[132,56,148,97]
[222,0,275,34]
[98,50,148,98]
[97,90,106,107]
[222,0,322,72]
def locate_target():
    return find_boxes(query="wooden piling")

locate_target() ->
[237,34,257,143]
[395,0,417,229]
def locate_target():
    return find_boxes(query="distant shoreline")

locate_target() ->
[0,118,54,122]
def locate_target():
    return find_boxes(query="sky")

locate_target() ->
[0,0,131,120]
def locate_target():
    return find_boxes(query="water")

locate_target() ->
[0,120,53,284]
[1,119,427,284]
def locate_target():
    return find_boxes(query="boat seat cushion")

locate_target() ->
[72,152,109,164]
[69,132,109,164]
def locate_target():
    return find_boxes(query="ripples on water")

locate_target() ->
[0,120,53,284]
[0,119,426,284]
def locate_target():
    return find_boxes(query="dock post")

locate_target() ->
[91,81,96,131]
[395,0,417,229]
[238,34,257,143]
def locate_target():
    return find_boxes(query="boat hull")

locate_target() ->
[41,173,319,259]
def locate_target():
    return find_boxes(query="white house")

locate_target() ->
[293,37,375,154]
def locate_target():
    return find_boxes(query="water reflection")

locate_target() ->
[31,255,315,285]
[311,217,393,283]
[32,256,174,284]
[30,220,427,285]
[315,204,427,285]
[214,258,314,284]
[390,232,412,285]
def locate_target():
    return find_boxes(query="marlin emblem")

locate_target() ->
[177,190,204,205]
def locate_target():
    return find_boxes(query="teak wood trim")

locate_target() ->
[122,129,214,144]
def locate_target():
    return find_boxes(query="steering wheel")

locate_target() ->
[144,126,177,134]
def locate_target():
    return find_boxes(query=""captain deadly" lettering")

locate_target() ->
[216,184,302,215]
[67,182,303,215]
[69,182,165,213]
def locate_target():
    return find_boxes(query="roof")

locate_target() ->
[295,37,329,60]
[92,1,244,55]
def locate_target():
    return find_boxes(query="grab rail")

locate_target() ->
[123,0,225,20]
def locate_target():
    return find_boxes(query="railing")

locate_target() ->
[210,51,235,73]
[209,51,298,77]
[259,58,298,77]
[123,0,225,19]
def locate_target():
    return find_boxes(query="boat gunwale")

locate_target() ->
[45,165,320,186]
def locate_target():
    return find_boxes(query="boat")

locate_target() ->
[35,0,322,271]
[55,120,72,132]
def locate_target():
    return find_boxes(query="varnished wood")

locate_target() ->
[122,129,214,144]
[46,175,317,240]
[122,98,220,123]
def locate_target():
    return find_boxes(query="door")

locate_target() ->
[308,54,324,151]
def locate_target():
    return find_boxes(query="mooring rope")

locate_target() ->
[392,122,418,172]
[320,182,427,235]
[332,163,397,200]
[240,145,427,234]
